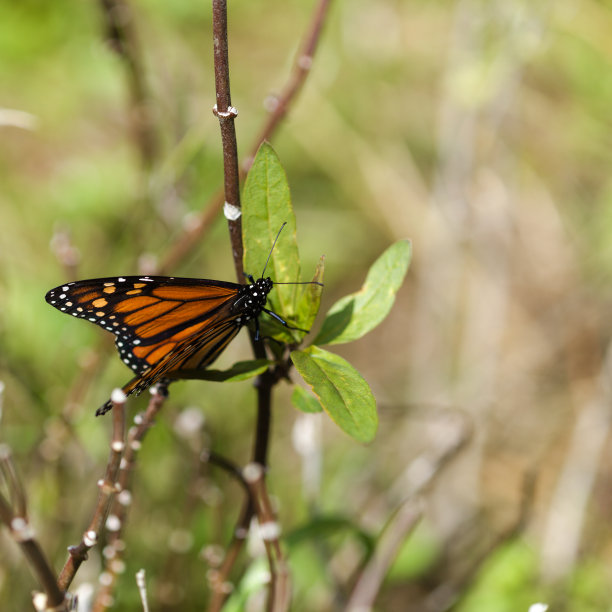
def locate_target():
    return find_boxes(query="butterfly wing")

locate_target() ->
[46,275,244,395]
[97,315,241,415]
[47,274,275,415]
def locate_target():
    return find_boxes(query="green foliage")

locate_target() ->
[295,254,325,333]
[221,559,271,612]
[286,514,375,556]
[177,359,271,382]
[291,346,378,443]
[291,385,322,413]
[456,540,543,612]
[243,142,301,321]
[314,240,411,346]
[240,143,409,443]
[385,522,440,582]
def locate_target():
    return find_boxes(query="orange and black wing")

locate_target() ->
[46,275,244,395]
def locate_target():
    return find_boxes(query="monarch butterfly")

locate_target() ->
[46,226,319,416]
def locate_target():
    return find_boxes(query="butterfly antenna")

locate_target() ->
[261,222,287,277]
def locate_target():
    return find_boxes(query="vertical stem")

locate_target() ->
[254,373,273,466]
[212,0,244,281]
[208,6,278,609]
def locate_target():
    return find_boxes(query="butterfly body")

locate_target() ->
[45,275,275,415]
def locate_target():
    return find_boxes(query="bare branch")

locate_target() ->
[92,386,167,611]
[347,411,472,610]
[243,463,291,612]
[135,569,150,612]
[98,0,158,170]
[212,0,243,281]
[246,0,332,168]
[0,445,67,610]
[345,499,422,611]
[160,0,333,274]
[202,450,249,492]
[58,391,127,591]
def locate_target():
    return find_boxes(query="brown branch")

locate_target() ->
[92,386,167,612]
[346,499,422,611]
[243,463,290,612]
[208,502,252,612]
[245,0,332,168]
[347,411,472,610]
[98,0,158,170]
[212,0,243,281]
[58,391,127,591]
[160,0,333,274]
[202,450,249,492]
[0,445,67,610]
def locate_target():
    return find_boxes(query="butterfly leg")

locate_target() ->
[262,308,309,333]
[96,398,114,417]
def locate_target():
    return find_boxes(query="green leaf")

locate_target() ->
[291,346,377,443]
[291,386,322,413]
[296,256,325,333]
[221,558,270,612]
[171,359,270,382]
[286,515,375,555]
[314,240,411,345]
[242,142,300,319]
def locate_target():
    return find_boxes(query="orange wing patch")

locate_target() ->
[153,285,236,300]
[132,299,232,338]
[133,342,177,365]
[124,300,181,327]
[114,295,160,313]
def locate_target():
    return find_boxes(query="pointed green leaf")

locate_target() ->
[291,386,323,413]
[296,256,325,332]
[291,346,377,443]
[242,142,300,319]
[314,240,411,346]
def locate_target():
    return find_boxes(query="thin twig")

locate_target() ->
[98,0,158,170]
[160,0,333,273]
[202,450,249,492]
[0,445,67,610]
[243,463,291,612]
[135,569,150,612]
[245,0,332,168]
[346,411,472,610]
[58,391,127,591]
[208,502,252,612]
[345,499,422,611]
[92,386,167,612]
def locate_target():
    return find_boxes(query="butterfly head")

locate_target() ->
[233,276,273,325]
[249,276,273,311]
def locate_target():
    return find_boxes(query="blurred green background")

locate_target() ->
[2,0,612,610]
